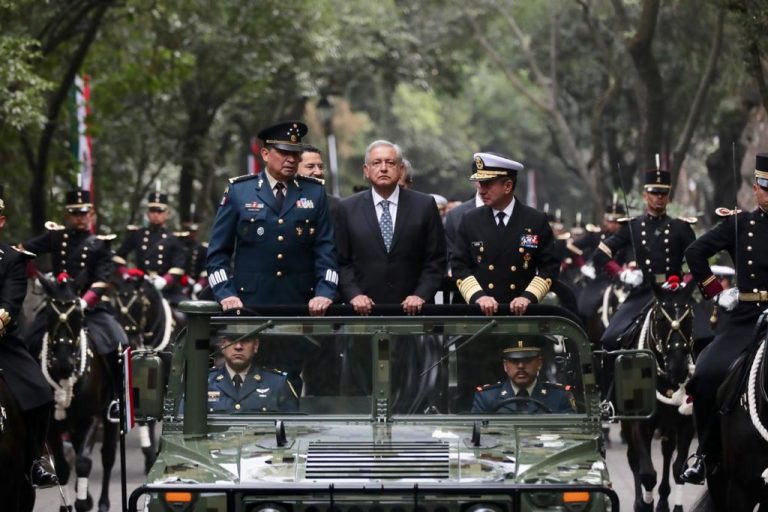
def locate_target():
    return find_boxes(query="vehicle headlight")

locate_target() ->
[162,491,196,512]
[464,503,504,512]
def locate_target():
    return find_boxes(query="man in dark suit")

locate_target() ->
[335,139,446,314]
[206,121,338,315]
[451,152,560,316]
[472,340,575,414]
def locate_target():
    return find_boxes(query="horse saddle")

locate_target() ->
[716,350,752,415]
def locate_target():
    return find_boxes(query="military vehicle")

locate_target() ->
[128,302,656,512]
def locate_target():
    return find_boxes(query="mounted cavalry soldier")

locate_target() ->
[450,152,560,316]
[22,189,128,421]
[592,169,696,351]
[0,189,58,487]
[206,121,338,315]
[681,153,768,484]
[115,190,188,305]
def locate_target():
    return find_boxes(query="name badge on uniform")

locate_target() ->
[520,234,539,249]
[244,201,264,212]
[472,241,484,262]
[296,198,314,209]
[208,391,221,401]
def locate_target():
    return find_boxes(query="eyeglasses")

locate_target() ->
[367,159,400,169]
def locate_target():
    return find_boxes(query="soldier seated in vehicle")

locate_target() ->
[206,333,299,414]
[472,339,575,414]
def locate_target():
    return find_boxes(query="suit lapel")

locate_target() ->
[281,179,301,217]
[254,172,279,215]
[361,190,387,253]
[389,188,409,252]
[215,370,238,400]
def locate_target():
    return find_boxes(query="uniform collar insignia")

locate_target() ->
[254,374,262,382]
[216,374,224,381]
[500,390,508,396]
[256,387,270,394]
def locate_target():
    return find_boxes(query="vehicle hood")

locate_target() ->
[149,421,608,487]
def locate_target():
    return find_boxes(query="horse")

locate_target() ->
[692,311,768,511]
[0,373,35,511]
[110,268,175,473]
[621,278,697,512]
[38,273,118,512]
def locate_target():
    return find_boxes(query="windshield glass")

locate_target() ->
[177,316,588,417]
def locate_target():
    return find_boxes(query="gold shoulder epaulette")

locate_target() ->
[228,174,258,184]
[44,221,65,231]
[172,231,191,238]
[556,232,571,241]
[715,207,741,217]
[97,234,117,241]
[585,223,601,233]
[678,216,698,224]
[202,242,209,248]
[617,216,633,223]
[126,224,140,231]
[476,381,502,392]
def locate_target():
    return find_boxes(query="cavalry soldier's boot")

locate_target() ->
[680,454,706,484]
[30,458,58,488]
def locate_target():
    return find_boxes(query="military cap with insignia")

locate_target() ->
[65,189,93,213]
[502,339,541,360]
[643,169,671,193]
[755,153,768,189]
[147,191,169,211]
[257,121,308,153]
[604,193,626,221]
[469,152,524,181]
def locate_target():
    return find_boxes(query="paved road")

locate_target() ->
[34,424,705,511]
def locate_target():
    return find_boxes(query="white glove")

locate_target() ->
[580,263,596,280]
[151,274,167,291]
[717,287,739,311]
[619,268,644,288]
[192,282,203,295]
[79,298,88,311]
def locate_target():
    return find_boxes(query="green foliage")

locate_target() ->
[0,37,53,130]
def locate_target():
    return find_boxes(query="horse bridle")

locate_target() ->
[47,299,83,345]
[648,300,694,377]
[115,285,148,343]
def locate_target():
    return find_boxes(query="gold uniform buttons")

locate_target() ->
[277,254,284,260]
[510,266,517,271]
[234,404,241,410]
[748,246,753,251]
[276,271,283,277]
[278,219,284,224]
[488,283,495,290]
[278,235,284,241]
[749,232,754,237]
[510,284,516,290]
[519,248,524,253]
[645,259,651,265]
[488,264,495,271]
[749,260,754,265]
[141,245,147,250]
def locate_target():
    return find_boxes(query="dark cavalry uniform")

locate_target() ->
[206,171,338,305]
[0,242,53,411]
[472,379,575,413]
[594,212,696,349]
[179,236,207,282]
[451,200,560,305]
[24,223,128,356]
[206,365,298,413]
[685,206,768,458]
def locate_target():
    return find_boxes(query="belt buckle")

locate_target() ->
[761,291,768,301]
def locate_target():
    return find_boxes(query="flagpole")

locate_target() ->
[119,345,128,512]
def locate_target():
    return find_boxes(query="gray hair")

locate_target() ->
[364,139,404,164]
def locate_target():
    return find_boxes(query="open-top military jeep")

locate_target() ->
[129,302,656,512]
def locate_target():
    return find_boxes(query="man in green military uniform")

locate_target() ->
[206,334,298,414]
[472,340,575,414]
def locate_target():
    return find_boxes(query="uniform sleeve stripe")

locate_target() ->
[597,242,613,258]
[209,269,228,287]
[524,276,552,302]
[457,276,484,302]
[324,269,338,285]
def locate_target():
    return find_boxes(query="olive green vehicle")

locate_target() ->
[128,302,656,512]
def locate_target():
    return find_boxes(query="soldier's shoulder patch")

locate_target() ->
[12,246,36,258]
[202,242,209,248]
[715,207,741,217]
[97,234,117,241]
[678,216,698,224]
[585,223,601,233]
[44,221,65,231]
[476,381,502,392]
[265,367,288,376]
[617,216,634,223]
[173,231,190,238]
[296,175,324,186]
[126,224,140,231]
[228,174,258,185]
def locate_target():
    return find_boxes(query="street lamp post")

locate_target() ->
[316,96,340,197]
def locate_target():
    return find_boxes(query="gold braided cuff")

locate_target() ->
[597,242,612,258]
[113,255,127,265]
[457,276,484,302]
[91,281,109,289]
[701,275,716,287]
[524,276,552,302]
[168,267,185,276]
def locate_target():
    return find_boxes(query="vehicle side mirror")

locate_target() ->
[131,350,167,421]
[612,349,657,419]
